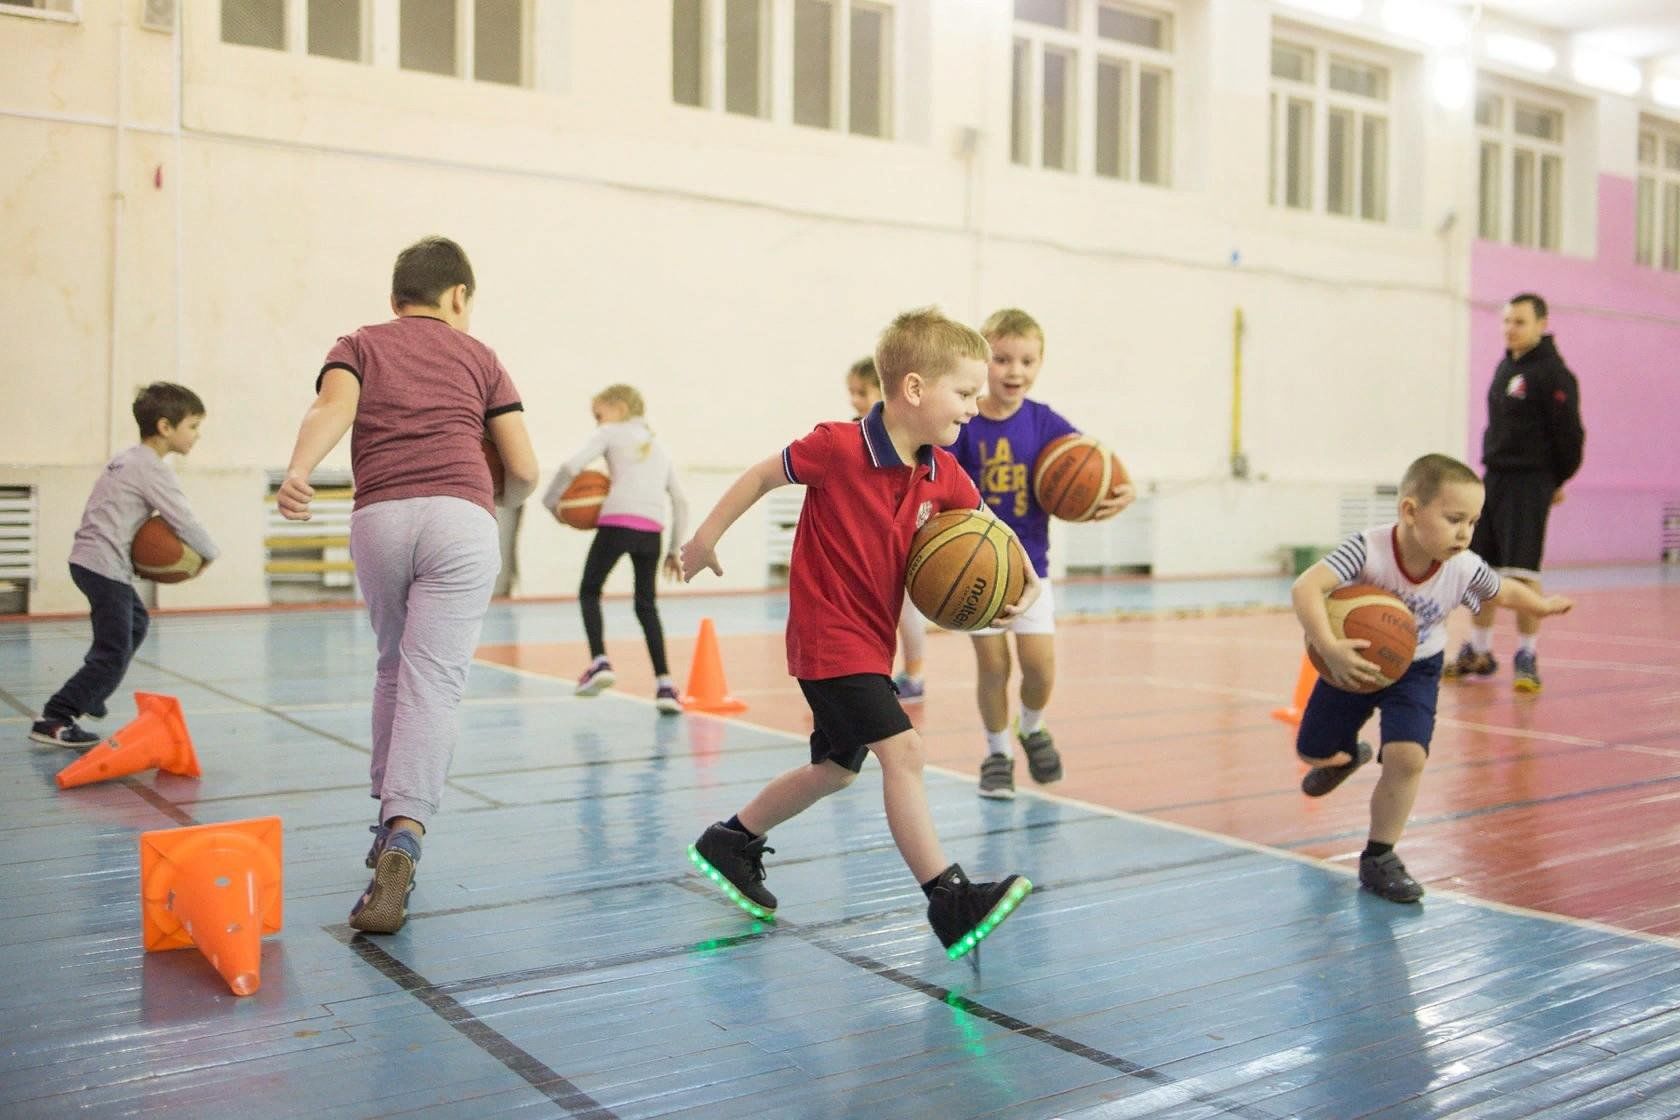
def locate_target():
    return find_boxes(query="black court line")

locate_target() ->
[121,779,198,826]
[334,930,621,1120]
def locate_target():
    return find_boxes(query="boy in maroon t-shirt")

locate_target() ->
[680,308,1037,961]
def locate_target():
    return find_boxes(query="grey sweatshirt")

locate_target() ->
[68,445,220,583]
[541,418,688,551]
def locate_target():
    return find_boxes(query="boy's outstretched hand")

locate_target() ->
[680,537,722,582]
[1091,482,1136,520]
[276,474,315,521]
[1538,594,1573,617]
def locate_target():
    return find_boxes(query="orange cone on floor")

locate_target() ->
[140,816,283,997]
[681,617,748,714]
[1271,654,1318,726]
[56,692,200,790]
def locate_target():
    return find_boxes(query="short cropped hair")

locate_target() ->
[1508,291,1548,320]
[133,382,205,439]
[875,308,990,397]
[1400,453,1482,506]
[979,308,1046,353]
[847,356,880,390]
[594,383,645,417]
[392,236,475,308]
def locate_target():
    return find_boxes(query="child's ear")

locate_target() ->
[902,371,923,404]
[1398,495,1419,522]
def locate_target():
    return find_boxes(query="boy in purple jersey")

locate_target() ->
[950,309,1134,799]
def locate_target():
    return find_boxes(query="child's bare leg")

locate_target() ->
[898,598,926,680]
[870,729,947,882]
[973,633,1012,734]
[1369,741,1427,844]
[1016,633,1055,712]
[735,759,856,836]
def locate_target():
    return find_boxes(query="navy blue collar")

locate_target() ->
[860,402,937,477]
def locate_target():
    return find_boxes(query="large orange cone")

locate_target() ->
[1271,654,1318,726]
[140,816,282,996]
[56,692,200,790]
[681,617,747,714]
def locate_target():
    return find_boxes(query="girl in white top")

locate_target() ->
[543,384,689,711]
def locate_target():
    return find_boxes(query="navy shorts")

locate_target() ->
[1469,469,1554,579]
[798,674,913,773]
[1297,653,1445,758]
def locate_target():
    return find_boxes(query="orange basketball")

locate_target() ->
[483,437,505,499]
[1306,583,1418,693]
[905,510,1028,631]
[554,469,610,530]
[1033,434,1128,522]
[132,516,203,584]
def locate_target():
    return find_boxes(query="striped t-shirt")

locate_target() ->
[1320,525,1501,660]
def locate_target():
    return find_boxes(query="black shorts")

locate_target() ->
[798,674,913,773]
[1469,469,1553,579]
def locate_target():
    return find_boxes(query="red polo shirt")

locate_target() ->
[782,404,981,679]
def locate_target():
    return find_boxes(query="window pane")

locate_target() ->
[1512,148,1535,246]
[1095,58,1127,179]
[401,0,456,75]
[308,0,360,61]
[1329,57,1386,100]
[1667,139,1680,172]
[1475,91,1501,129]
[1138,67,1168,185]
[474,0,521,85]
[1539,153,1561,250]
[1015,0,1071,29]
[1098,4,1166,49]
[849,4,888,137]
[223,0,284,49]
[1361,115,1387,221]
[672,0,703,106]
[1327,108,1353,215]
[1286,98,1312,209]
[1011,39,1031,165]
[1638,131,1657,165]
[1665,182,1680,270]
[1637,176,1656,266]
[725,0,766,117]
[1271,41,1311,83]
[1513,103,1560,141]
[794,0,834,128]
[1042,47,1073,170]
[1478,141,1501,239]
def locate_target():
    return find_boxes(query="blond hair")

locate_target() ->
[593,383,645,417]
[1400,453,1482,506]
[980,308,1046,355]
[875,308,989,397]
[846,356,881,390]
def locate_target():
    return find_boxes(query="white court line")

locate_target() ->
[471,654,1680,950]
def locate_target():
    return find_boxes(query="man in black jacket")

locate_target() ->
[1446,292,1585,692]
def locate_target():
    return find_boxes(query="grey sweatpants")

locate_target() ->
[351,496,500,829]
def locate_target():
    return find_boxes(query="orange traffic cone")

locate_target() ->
[56,692,200,790]
[139,816,283,996]
[1271,654,1318,726]
[681,617,748,714]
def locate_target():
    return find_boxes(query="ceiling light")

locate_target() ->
[1572,49,1641,97]
[1380,0,1468,49]
[1654,76,1680,110]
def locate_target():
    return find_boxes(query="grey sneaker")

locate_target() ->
[1018,726,1062,784]
[892,673,926,702]
[1302,740,1373,798]
[1359,849,1424,903]
[978,754,1015,800]
[364,822,390,869]
[349,827,421,934]
[1513,650,1542,694]
[1443,643,1497,679]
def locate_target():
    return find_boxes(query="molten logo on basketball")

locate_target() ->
[949,575,990,628]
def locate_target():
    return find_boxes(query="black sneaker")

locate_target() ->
[925,864,1033,961]
[1443,643,1497,680]
[978,754,1015,800]
[1018,726,1062,784]
[1359,850,1424,903]
[29,719,101,748]
[1301,740,1373,798]
[688,823,777,919]
[349,828,421,934]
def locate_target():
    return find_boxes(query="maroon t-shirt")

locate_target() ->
[781,405,981,680]
[319,316,523,516]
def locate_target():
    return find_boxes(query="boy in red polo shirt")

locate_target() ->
[680,308,1037,960]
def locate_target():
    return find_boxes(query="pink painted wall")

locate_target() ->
[1469,174,1680,567]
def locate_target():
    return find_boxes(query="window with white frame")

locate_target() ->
[1268,36,1390,221]
[308,0,363,62]
[1010,0,1175,183]
[1475,85,1564,251]
[220,0,524,85]
[672,0,895,138]
[1636,119,1680,271]
[1,0,78,19]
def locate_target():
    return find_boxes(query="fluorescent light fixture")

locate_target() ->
[1571,49,1641,97]
[1380,0,1468,49]
[1276,0,1363,21]
[1655,76,1680,110]
[1483,32,1557,73]
[1431,56,1472,111]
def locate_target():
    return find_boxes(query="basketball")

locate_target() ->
[483,437,505,499]
[1306,583,1417,693]
[132,516,203,584]
[1033,433,1128,522]
[555,469,610,529]
[905,510,1028,631]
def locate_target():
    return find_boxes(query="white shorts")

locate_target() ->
[974,577,1055,637]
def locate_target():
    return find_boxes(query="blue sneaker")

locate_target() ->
[1513,650,1542,694]
[364,822,390,869]
[350,827,421,934]
[892,674,925,702]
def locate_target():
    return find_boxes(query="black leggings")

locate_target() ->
[579,525,668,675]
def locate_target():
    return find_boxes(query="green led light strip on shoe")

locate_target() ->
[687,845,776,922]
[946,878,1034,961]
